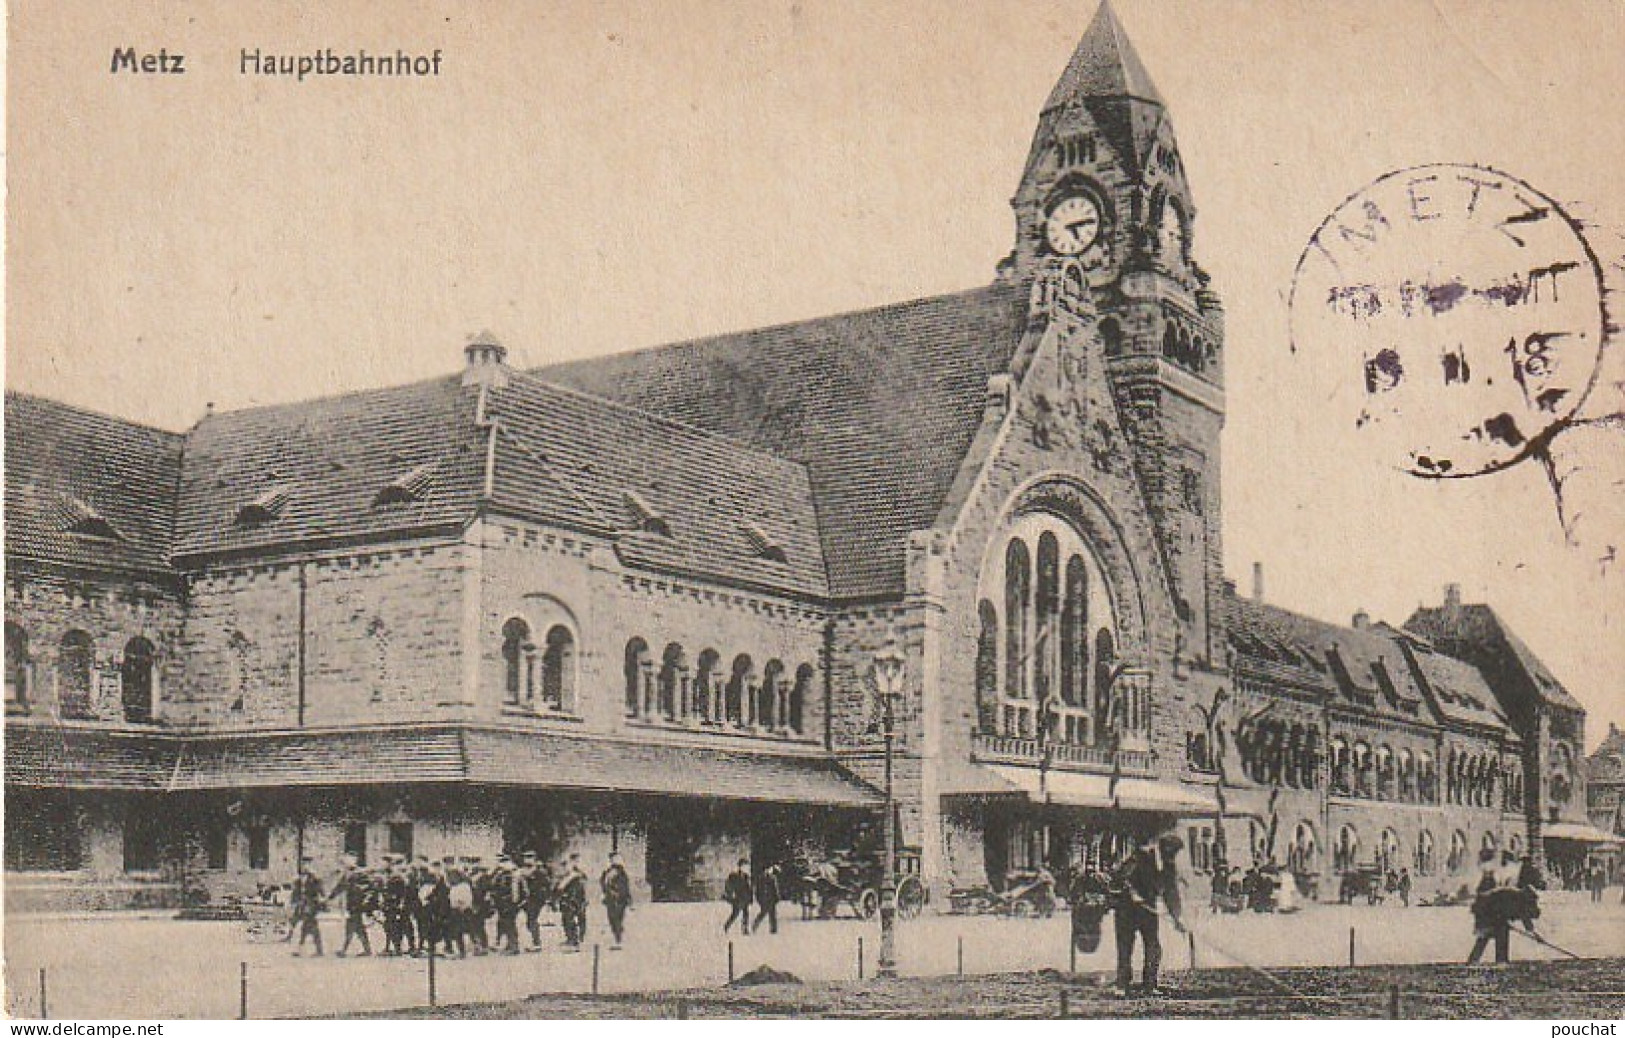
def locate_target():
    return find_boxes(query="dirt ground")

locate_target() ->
[364,958,1625,1020]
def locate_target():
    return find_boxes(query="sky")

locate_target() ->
[7,0,1623,747]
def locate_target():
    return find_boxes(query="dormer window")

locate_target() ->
[53,495,122,541]
[740,522,788,564]
[373,464,435,507]
[236,486,292,526]
[622,491,670,537]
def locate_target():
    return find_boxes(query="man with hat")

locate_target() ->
[519,852,550,952]
[335,855,374,957]
[1109,833,1186,995]
[291,857,326,957]
[600,851,633,949]
[491,854,524,955]
[556,853,589,951]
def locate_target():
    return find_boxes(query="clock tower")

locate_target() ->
[1000,0,1228,668]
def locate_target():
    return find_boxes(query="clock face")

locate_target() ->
[1045,195,1102,256]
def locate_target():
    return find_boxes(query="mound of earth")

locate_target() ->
[730,965,803,987]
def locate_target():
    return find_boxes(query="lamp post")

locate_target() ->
[870,639,907,980]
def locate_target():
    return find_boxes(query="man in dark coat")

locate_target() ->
[520,853,550,951]
[557,854,589,951]
[335,858,374,957]
[722,858,754,935]
[752,863,782,935]
[601,852,633,948]
[1110,835,1186,995]
[290,859,326,957]
[491,856,523,955]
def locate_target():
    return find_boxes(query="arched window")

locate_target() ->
[760,660,785,731]
[1508,834,1523,858]
[695,649,721,724]
[1034,533,1060,709]
[1481,831,1498,856]
[790,663,813,735]
[1061,556,1089,715]
[541,625,575,712]
[725,654,753,728]
[6,622,30,708]
[1335,824,1360,873]
[1003,539,1031,700]
[1353,741,1373,797]
[1375,744,1394,800]
[1289,821,1318,873]
[624,638,652,718]
[1094,628,1116,736]
[1447,829,1468,874]
[975,600,999,733]
[502,618,533,706]
[659,643,686,721]
[1378,828,1401,872]
[58,630,95,719]
[1329,736,1350,793]
[1418,750,1437,802]
[1300,728,1320,789]
[1398,748,1415,801]
[121,637,157,722]
[1416,830,1436,875]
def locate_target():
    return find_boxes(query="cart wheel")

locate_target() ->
[858,888,880,920]
[819,892,838,919]
[1012,899,1033,918]
[897,876,926,920]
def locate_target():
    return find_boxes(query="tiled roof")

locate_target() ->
[4,725,173,790]
[1405,602,1586,712]
[487,373,828,598]
[170,727,468,789]
[1225,593,1433,722]
[1398,638,1509,729]
[172,376,488,560]
[4,392,184,575]
[537,283,1030,599]
[3,723,879,806]
[466,729,880,806]
[1045,0,1164,110]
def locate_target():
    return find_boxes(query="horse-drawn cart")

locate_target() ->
[795,848,927,920]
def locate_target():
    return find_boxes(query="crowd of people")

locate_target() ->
[280,850,633,958]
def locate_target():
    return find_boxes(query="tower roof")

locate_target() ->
[1044,1,1164,111]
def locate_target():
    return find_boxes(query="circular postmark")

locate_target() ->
[1290,164,1607,478]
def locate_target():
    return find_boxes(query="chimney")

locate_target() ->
[1352,609,1370,630]
[462,330,510,389]
[1251,562,1265,603]
[1443,583,1462,612]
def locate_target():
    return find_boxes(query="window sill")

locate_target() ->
[501,706,584,723]
[623,716,814,743]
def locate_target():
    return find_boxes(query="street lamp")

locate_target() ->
[870,638,907,980]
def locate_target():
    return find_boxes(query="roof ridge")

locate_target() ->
[530,281,1019,379]
[188,371,468,426]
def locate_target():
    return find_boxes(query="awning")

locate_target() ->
[1541,822,1624,845]
[4,723,882,807]
[980,764,1219,816]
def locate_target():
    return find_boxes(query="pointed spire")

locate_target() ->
[1044,0,1163,111]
